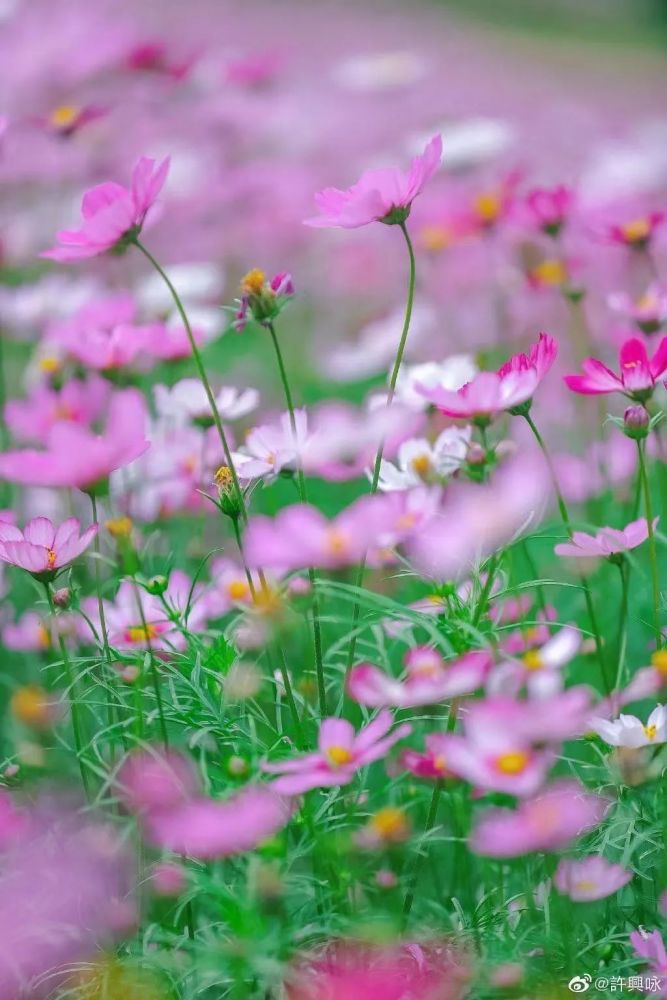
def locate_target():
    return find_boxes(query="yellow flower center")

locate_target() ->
[433,754,447,773]
[49,104,79,128]
[46,548,57,569]
[39,356,61,374]
[326,529,348,556]
[126,623,159,643]
[643,724,657,741]
[637,292,658,311]
[10,685,51,727]
[410,453,432,479]
[651,651,667,677]
[370,807,409,840]
[494,750,530,775]
[252,586,282,616]
[473,191,501,224]
[419,224,452,253]
[106,516,133,539]
[214,465,234,491]
[227,579,249,601]
[531,259,567,286]
[574,879,597,893]
[37,624,51,648]
[621,218,651,243]
[522,649,543,671]
[240,268,266,296]
[426,594,445,606]
[326,745,353,767]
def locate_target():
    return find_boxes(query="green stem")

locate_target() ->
[131,580,169,746]
[402,779,443,923]
[613,559,629,693]
[133,238,245,520]
[45,585,90,798]
[346,222,417,671]
[472,551,500,627]
[523,411,611,691]
[637,440,662,647]
[266,320,326,716]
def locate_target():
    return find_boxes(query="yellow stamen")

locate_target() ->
[620,218,651,243]
[37,624,51,649]
[49,104,79,129]
[106,516,133,539]
[227,579,249,601]
[126,623,159,643]
[419,224,451,253]
[410,453,432,479]
[473,191,501,224]
[495,750,530,775]
[326,745,353,767]
[369,807,409,841]
[651,650,667,677]
[240,268,266,296]
[39,356,61,374]
[10,685,52,727]
[531,259,567,287]
[522,649,543,671]
[574,879,597,893]
[46,548,57,569]
[426,594,445,606]
[326,529,348,556]
[643,724,657,741]
[214,465,234,490]
[433,754,447,773]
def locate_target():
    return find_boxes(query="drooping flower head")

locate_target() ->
[41,156,170,262]
[305,136,442,229]
[564,337,667,402]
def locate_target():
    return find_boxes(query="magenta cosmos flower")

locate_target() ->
[347,648,491,709]
[0,517,97,581]
[564,337,667,401]
[554,517,655,559]
[41,156,170,262]
[305,135,442,228]
[263,710,411,795]
[0,388,150,491]
[525,184,573,237]
[417,333,557,422]
[606,211,664,249]
[117,750,291,860]
[554,856,632,902]
[470,779,609,858]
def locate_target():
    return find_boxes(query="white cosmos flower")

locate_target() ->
[155,379,259,424]
[376,427,472,492]
[392,356,478,411]
[591,705,667,748]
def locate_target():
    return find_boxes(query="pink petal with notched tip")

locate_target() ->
[23,517,56,547]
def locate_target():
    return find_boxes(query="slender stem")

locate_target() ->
[402,779,443,922]
[613,559,629,694]
[637,440,662,647]
[346,222,417,670]
[266,320,326,715]
[472,552,500,627]
[131,580,169,746]
[523,411,610,690]
[133,238,246,520]
[45,585,90,797]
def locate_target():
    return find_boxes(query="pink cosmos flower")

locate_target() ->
[117,749,290,860]
[41,156,170,262]
[125,41,196,80]
[631,929,667,979]
[0,516,97,580]
[417,334,557,421]
[263,710,411,795]
[233,271,294,332]
[4,376,112,445]
[467,689,592,746]
[608,285,667,335]
[2,611,65,651]
[564,337,667,401]
[244,496,401,572]
[232,410,308,482]
[525,184,573,236]
[376,427,471,491]
[554,856,632,902]
[286,939,471,1000]
[305,135,442,228]
[347,648,491,708]
[400,733,456,781]
[0,388,150,490]
[36,102,106,137]
[470,779,609,857]
[606,211,664,249]
[490,626,582,700]
[554,517,655,559]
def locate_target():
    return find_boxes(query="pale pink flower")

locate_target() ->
[470,780,609,857]
[42,156,170,261]
[0,388,150,490]
[555,517,655,559]
[489,626,582,699]
[554,856,632,902]
[263,710,411,795]
[591,705,667,748]
[151,861,186,897]
[418,334,557,421]
[4,376,112,445]
[564,337,667,400]
[3,611,55,651]
[0,516,97,579]
[525,184,573,236]
[631,929,667,983]
[232,410,308,482]
[154,379,259,425]
[347,648,491,708]
[305,136,442,228]
[608,285,667,335]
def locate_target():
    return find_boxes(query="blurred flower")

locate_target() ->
[232,410,306,482]
[347,648,491,708]
[606,211,663,249]
[42,156,170,261]
[470,780,609,857]
[608,285,667,335]
[0,516,97,580]
[591,705,667,748]
[376,427,471,491]
[564,337,667,401]
[554,856,632,902]
[36,102,106,138]
[554,518,654,560]
[232,270,294,332]
[305,135,442,228]
[154,379,258,425]
[354,807,410,849]
[490,626,582,699]
[0,389,150,491]
[263,710,411,795]
[525,184,573,237]
[393,356,478,410]
[630,929,667,979]
[5,376,112,445]
[150,861,186,897]
[10,684,62,729]
[3,610,53,651]
[400,732,455,781]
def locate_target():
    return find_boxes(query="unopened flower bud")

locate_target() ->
[466,442,486,466]
[213,465,245,519]
[227,754,249,777]
[52,586,71,609]
[623,405,650,440]
[119,665,140,684]
[141,574,169,596]
[375,869,398,889]
[223,661,262,701]
[151,861,186,897]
